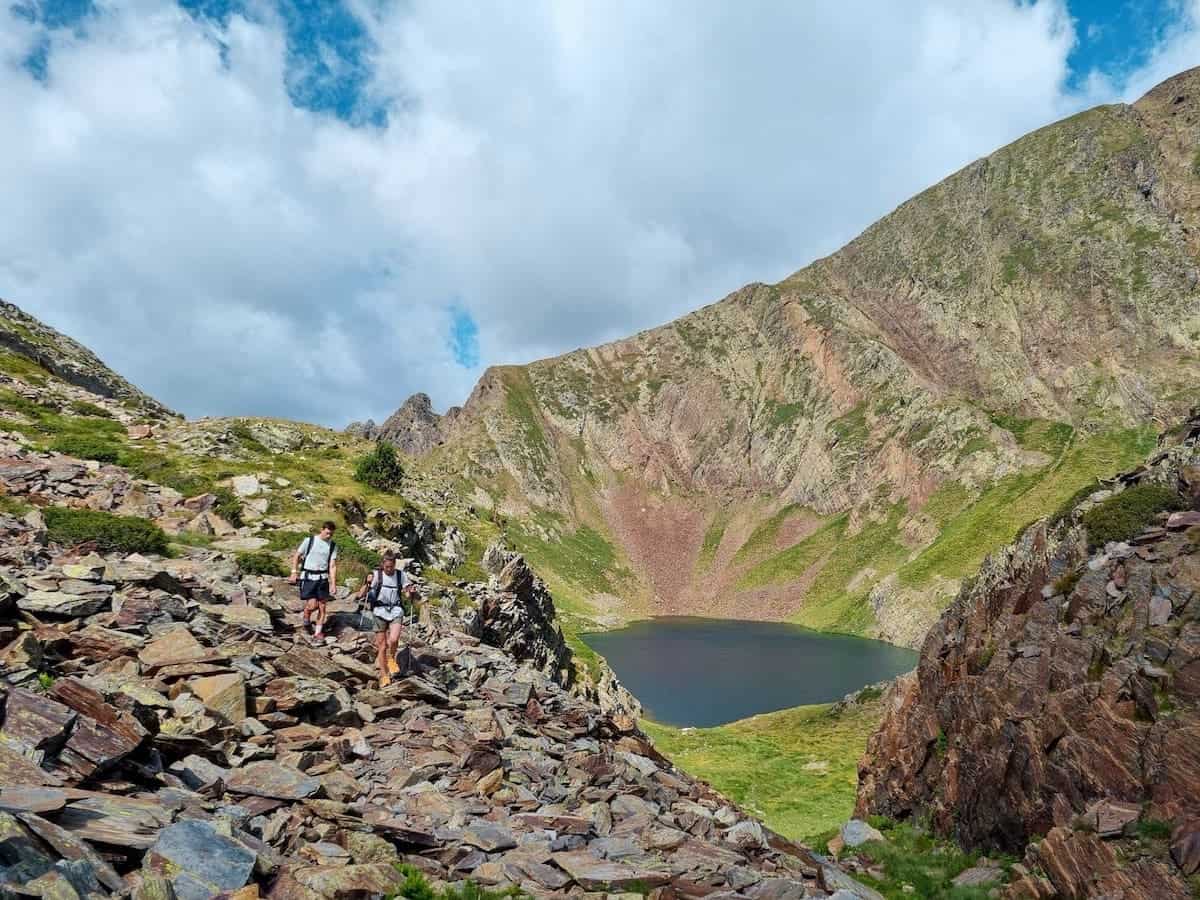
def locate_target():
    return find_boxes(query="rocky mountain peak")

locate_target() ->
[346,392,461,456]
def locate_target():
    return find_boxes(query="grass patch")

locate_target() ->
[510,513,626,606]
[0,494,31,517]
[739,514,845,590]
[829,402,871,448]
[1081,483,1184,548]
[387,863,520,900]
[236,551,287,577]
[697,513,728,573]
[118,449,214,497]
[229,422,269,454]
[44,507,168,554]
[989,414,1074,456]
[0,349,51,383]
[899,426,1155,588]
[643,697,885,843]
[49,434,120,463]
[846,818,1012,899]
[733,503,813,565]
[68,400,113,418]
[212,487,244,527]
[793,505,908,633]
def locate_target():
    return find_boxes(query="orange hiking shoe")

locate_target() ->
[379,674,392,688]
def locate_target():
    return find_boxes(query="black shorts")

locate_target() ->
[300,578,331,602]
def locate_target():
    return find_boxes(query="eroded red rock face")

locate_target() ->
[857,416,1200,899]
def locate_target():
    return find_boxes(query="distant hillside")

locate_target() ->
[0,300,173,417]
[391,66,1200,646]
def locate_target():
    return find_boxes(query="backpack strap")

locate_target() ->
[299,535,330,578]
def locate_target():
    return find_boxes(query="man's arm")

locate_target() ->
[329,552,338,590]
[288,545,302,584]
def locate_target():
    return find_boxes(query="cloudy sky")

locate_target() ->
[2,0,1198,426]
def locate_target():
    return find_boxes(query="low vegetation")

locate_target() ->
[643,696,884,843]
[49,434,120,463]
[236,551,287,577]
[354,441,405,493]
[387,863,520,900]
[44,507,169,554]
[1081,482,1184,547]
[823,818,1013,900]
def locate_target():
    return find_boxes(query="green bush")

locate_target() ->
[212,487,244,527]
[69,400,113,419]
[1081,483,1185,548]
[354,441,405,493]
[49,434,120,463]
[229,422,268,453]
[236,551,286,577]
[44,507,168,554]
[333,530,381,568]
[387,864,520,900]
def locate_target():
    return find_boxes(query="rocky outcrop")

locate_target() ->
[347,394,460,455]
[857,413,1200,899]
[0,299,173,417]
[462,544,573,687]
[0,477,870,900]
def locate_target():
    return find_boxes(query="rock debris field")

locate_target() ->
[0,440,878,900]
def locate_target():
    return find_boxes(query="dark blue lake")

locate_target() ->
[582,617,917,727]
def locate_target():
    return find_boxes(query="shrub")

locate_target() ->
[212,487,244,527]
[49,434,120,463]
[387,864,520,900]
[69,400,113,418]
[236,551,286,577]
[1081,483,1185,548]
[354,441,404,493]
[44,507,168,554]
[229,422,268,453]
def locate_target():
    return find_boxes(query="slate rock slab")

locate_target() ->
[225,760,319,800]
[551,850,670,891]
[146,820,255,900]
[18,590,109,618]
[139,628,211,669]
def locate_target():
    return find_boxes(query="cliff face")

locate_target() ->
[857,413,1200,899]
[403,68,1200,642]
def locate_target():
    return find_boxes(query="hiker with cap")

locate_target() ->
[289,520,338,641]
[357,550,418,687]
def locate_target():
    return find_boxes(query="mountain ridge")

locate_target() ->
[380,67,1200,645]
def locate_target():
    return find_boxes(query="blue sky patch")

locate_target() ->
[448,307,481,368]
[1066,0,1184,88]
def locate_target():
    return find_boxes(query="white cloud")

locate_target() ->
[0,0,1194,426]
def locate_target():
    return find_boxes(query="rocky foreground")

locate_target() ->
[857,413,1200,899]
[0,442,878,899]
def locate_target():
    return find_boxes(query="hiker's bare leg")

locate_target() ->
[375,630,389,684]
[302,598,319,628]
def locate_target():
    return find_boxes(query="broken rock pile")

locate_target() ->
[0,504,868,899]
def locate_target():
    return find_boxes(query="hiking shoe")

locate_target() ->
[387,656,400,674]
[379,674,392,688]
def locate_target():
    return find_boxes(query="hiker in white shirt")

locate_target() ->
[356,550,417,687]
[288,521,338,640]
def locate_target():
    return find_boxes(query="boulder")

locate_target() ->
[146,820,255,900]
